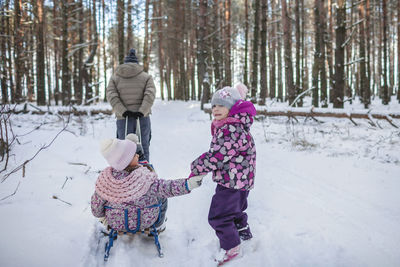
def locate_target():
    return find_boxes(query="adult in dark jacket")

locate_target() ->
[106,49,156,161]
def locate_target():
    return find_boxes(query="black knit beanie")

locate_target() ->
[124,49,139,63]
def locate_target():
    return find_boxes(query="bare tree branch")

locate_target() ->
[0,181,21,202]
[1,113,71,182]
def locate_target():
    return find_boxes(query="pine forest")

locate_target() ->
[1,0,399,108]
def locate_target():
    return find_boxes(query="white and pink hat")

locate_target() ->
[211,83,248,109]
[100,138,137,171]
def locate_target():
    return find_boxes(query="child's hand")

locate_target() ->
[186,175,206,191]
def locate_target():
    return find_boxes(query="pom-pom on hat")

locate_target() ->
[125,133,145,160]
[235,82,248,99]
[100,138,137,171]
[211,83,248,109]
[124,49,139,63]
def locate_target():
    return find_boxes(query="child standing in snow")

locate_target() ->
[91,137,204,234]
[190,83,256,265]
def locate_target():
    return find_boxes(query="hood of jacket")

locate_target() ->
[115,63,144,78]
[229,100,256,131]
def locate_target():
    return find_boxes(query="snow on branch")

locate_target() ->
[344,57,365,66]
[346,19,365,30]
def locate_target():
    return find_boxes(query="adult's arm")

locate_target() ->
[106,75,127,117]
[138,76,156,116]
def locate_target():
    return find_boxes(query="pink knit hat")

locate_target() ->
[100,138,137,171]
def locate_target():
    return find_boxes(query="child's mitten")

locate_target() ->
[186,175,206,191]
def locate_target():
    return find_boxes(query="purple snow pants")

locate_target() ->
[208,184,250,250]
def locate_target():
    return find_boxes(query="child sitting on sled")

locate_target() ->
[91,137,204,239]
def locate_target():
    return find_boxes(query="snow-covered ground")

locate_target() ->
[1,98,400,267]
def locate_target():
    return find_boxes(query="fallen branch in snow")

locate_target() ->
[0,181,21,202]
[68,162,87,166]
[384,115,399,128]
[204,107,400,128]
[61,176,73,189]
[52,195,72,206]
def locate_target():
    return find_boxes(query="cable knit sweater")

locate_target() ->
[91,166,189,231]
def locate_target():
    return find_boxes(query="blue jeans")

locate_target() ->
[116,116,151,162]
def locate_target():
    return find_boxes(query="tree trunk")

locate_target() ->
[102,0,107,101]
[178,0,186,100]
[223,0,231,86]
[61,0,71,105]
[250,0,260,102]
[277,1,283,102]
[398,0,400,102]
[327,0,334,103]
[295,0,302,107]
[155,0,165,100]
[389,2,395,95]
[319,1,327,107]
[53,0,60,105]
[127,0,133,50]
[117,0,125,64]
[359,1,370,108]
[259,0,268,105]
[301,0,308,97]
[13,0,24,103]
[243,0,249,86]
[312,0,322,107]
[348,0,355,99]
[83,0,99,105]
[281,0,295,105]
[34,0,46,105]
[190,1,196,100]
[382,0,389,104]
[365,0,371,105]
[45,36,52,105]
[212,0,222,89]
[6,0,14,102]
[143,0,150,72]
[269,0,276,99]
[333,0,345,108]
[166,61,172,101]
[1,2,9,103]
[26,27,34,102]
[198,0,210,109]
[73,1,84,105]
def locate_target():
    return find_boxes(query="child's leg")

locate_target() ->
[234,191,250,229]
[208,185,247,250]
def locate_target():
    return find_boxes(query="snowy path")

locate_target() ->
[0,100,399,267]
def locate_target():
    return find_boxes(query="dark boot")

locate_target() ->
[237,224,252,241]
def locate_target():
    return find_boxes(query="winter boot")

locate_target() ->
[215,245,241,266]
[237,224,252,241]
